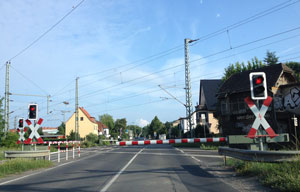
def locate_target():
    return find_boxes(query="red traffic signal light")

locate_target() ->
[18,118,24,128]
[254,76,263,85]
[28,104,38,120]
[250,72,267,100]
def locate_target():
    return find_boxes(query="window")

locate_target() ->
[80,117,84,121]
[221,101,228,115]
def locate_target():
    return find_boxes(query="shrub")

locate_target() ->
[1,132,19,148]
[85,133,98,143]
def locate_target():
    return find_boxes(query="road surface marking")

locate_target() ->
[0,147,116,186]
[102,151,223,158]
[100,148,144,192]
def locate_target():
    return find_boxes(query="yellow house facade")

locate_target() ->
[65,107,98,138]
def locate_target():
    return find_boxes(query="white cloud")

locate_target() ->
[216,13,221,18]
[137,118,149,127]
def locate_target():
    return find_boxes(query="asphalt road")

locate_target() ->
[0,145,243,192]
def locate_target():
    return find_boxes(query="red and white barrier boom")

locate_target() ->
[116,137,226,146]
[244,96,277,139]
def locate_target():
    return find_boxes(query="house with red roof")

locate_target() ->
[65,107,110,138]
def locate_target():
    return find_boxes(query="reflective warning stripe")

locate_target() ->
[116,137,227,146]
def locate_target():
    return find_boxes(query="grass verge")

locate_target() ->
[226,158,300,192]
[0,159,53,178]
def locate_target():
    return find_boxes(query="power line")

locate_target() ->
[8,0,85,61]
[48,0,299,97]
[77,26,300,99]
[45,30,300,110]
[193,0,300,44]
[10,65,49,95]
[80,45,183,79]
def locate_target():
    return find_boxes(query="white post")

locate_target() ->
[66,143,68,160]
[73,142,75,159]
[58,142,60,163]
[48,142,51,161]
[78,142,81,157]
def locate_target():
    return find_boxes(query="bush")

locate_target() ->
[81,141,96,148]
[98,135,111,146]
[85,133,98,143]
[0,132,19,148]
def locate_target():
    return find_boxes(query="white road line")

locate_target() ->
[191,156,202,163]
[102,151,223,158]
[100,148,144,192]
[0,147,116,186]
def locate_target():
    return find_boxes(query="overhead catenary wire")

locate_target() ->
[16,0,300,114]
[8,1,298,126]
[45,31,300,111]
[8,0,85,62]
[10,65,49,95]
[46,0,300,98]
[76,26,300,100]
[193,0,300,44]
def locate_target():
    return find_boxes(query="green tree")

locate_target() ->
[114,118,127,137]
[142,124,150,138]
[66,130,79,140]
[222,57,264,81]
[149,116,164,139]
[127,125,142,137]
[58,122,65,135]
[264,50,279,65]
[286,61,300,82]
[99,114,114,132]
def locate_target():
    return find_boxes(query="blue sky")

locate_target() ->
[1,0,300,128]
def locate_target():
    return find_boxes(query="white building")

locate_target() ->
[179,112,197,133]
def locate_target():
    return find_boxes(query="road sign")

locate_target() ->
[17,127,27,144]
[244,96,277,139]
[24,118,44,144]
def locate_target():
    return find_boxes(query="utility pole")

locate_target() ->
[61,110,71,123]
[47,95,51,114]
[75,77,79,141]
[184,39,198,138]
[4,61,10,136]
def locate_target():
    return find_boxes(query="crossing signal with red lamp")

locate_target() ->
[249,72,267,100]
[28,104,38,120]
[18,118,24,128]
